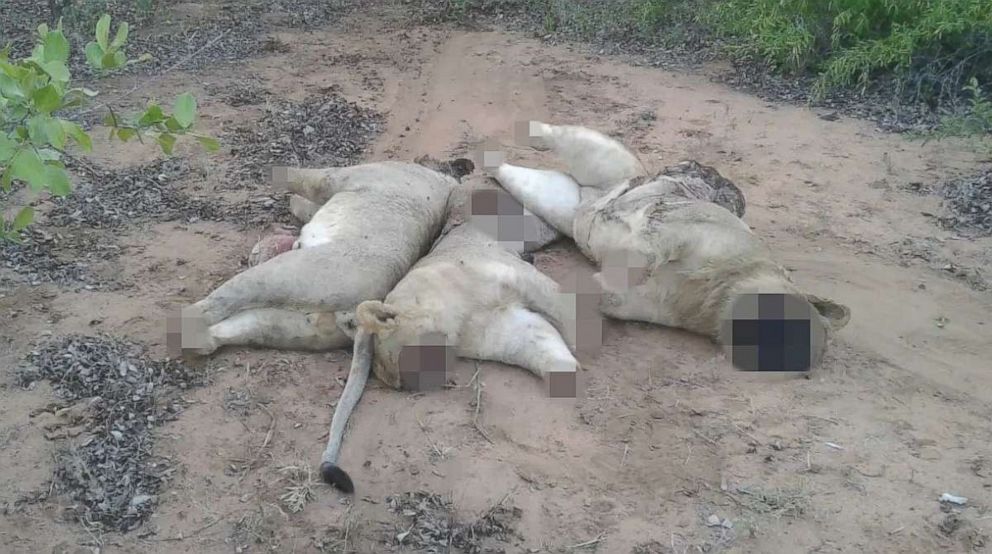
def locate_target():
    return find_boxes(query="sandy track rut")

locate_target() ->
[2,10,992,553]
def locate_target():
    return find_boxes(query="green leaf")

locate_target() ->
[116,127,138,142]
[195,135,221,152]
[0,134,16,160]
[16,68,38,94]
[137,104,166,126]
[173,93,196,128]
[113,50,126,67]
[96,15,111,51]
[43,118,66,149]
[43,30,70,63]
[27,116,45,142]
[31,85,61,113]
[0,73,23,98]
[111,22,129,50]
[101,51,120,69]
[1,166,12,191]
[36,148,61,161]
[30,43,45,62]
[163,116,183,132]
[0,60,26,79]
[102,111,119,127]
[85,42,105,68]
[27,115,65,149]
[61,120,93,152]
[9,148,47,190]
[41,60,69,82]
[12,206,34,231]
[46,164,71,196]
[156,133,176,155]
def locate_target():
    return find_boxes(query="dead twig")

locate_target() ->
[472,364,495,445]
[732,422,762,446]
[150,508,241,542]
[691,428,719,446]
[565,531,605,550]
[231,403,277,479]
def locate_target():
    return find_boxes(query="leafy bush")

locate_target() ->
[1,14,217,242]
[424,0,992,122]
[706,0,992,104]
[934,78,992,141]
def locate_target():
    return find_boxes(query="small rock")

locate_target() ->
[940,492,968,505]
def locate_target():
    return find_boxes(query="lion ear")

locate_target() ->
[356,301,400,334]
[805,294,851,331]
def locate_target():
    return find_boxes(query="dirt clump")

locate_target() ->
[15,334,205,533]
[208,81,272,107]
[939,167,992,237]
[47,158,221,229]
[1,227,122,290]
[224,91,385,187]
[385,491,521,553]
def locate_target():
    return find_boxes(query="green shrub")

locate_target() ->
[422,0,992,135]
[706,0,992,104]
[1,14,217,242]
[934,78,992,140]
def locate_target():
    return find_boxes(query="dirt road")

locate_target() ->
[2,5,990,553]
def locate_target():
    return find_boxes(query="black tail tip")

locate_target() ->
[320,462,355,494]
[450,158,475,179]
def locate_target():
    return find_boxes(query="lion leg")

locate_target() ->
[272,167,348,206]
[593,271,676,327]
[462,305,580,396]
[180,247,348,337]
[524,120,647,189]
[493,163,581,237]
[208,308,353,354]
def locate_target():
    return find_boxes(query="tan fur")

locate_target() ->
[526,120,647,189]
[355,176,577,390]
[170,161,458,357]
[574,171,850,345]
[320,176,575,492]
[496,122,850,367]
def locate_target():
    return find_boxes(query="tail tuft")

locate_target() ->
[320,462,355,494]
[448,158,475,179]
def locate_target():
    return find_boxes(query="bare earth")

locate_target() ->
[2,5,991,553]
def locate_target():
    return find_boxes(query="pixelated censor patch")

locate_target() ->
[397,332,456,392]
[720,293,826,372]
[468,188,555,251]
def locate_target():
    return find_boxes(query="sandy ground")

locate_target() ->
[2,4,992,553]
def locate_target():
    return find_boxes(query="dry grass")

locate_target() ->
[278,463,318,514]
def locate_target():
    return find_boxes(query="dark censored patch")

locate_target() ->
[397,333,456,392]
[547,371,577,398]
[721,293,824,372]
[467,188,552,251]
